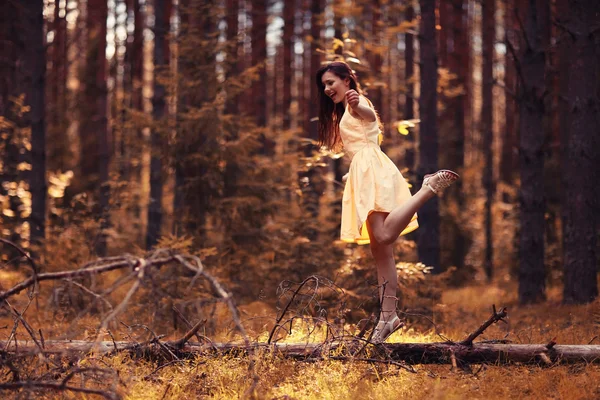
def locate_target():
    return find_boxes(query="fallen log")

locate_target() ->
[2,339,600,365]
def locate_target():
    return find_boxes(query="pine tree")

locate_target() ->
[562,0,599,304]
[417,0,441,271]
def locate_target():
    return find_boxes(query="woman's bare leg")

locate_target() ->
[367,227,397,322]
[368,186,435,246]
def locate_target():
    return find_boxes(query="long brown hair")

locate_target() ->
[315,62,360,150]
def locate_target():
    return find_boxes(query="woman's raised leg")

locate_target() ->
[368,170,459,246]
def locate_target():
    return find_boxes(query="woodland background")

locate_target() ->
[0,0,599,398]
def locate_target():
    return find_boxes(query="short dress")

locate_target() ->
[340,95,419,245]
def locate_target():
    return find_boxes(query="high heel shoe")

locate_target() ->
[422,169,459,195]
[371,315,405,344]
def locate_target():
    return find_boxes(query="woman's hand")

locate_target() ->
[345,90,360,109]
[345,90,377,122]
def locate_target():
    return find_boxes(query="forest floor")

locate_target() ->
[3,275,598,400]
[120,281,599,400]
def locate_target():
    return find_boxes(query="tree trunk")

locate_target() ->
[417,0,441,272]
[298,0,324,241]
[403,5,415,173]
[251,0,267,128]
[147,0,171,249]
[0,0,26,255]
[48,0,71,172]
[517,0,548,304]
[24,0,47,248]
[129,0,145,239]
[4,340,600,365]
[500,0,517,185]
[481,0,495,280]
[282,0,294,131]
[367,0,383,118]
[172,0,218,240]
[562,0,599,304]
[225,0,240,116]
[307,0,323,141]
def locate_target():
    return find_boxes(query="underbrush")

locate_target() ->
[2,279,598,399]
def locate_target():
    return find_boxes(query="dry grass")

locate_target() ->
[1,267,599,399]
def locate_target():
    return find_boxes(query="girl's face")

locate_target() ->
[321,71,350,104]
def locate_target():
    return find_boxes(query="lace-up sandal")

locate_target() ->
[422,169,459,195]
[371,315,405,344]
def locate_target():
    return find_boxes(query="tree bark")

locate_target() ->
[562,0,599,304]
[417,0,441,272]
[500,0,517,185]
[282,0,294,130]
[517,0,548,304]
[48,0,71,172]
[403,4,415,173]
[251,0,267,128]
[77,0,110,255]
[481,0,495,280]
[0,0,26,255]
[23,0,47,248]
[147,0,172,249]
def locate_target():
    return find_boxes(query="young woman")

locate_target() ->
[316,61,459,343]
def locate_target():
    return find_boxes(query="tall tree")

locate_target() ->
[417,0,440,271]
[173,0,219,239]
[125,0,145,236]
[514,0,549,304]
[297,0,324,241]
[403,3,415,173]
[48,0,71,172]
[0,0,26,255]
[147,0,171,248]
[481,0,495,280]
[282,0,294,131]
[500,0,517,185]
[307,0,323,140]
[24,0,47,247]
[440,0,468,273]
[562,0,599,304]
[251,0,267,128]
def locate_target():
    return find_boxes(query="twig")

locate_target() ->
[546,337,557,350]
[169,319,207,349]
[92,259,147,348]
[175,255,250,347]
[66,279,115,313]
[268,276,319,344]
[0,238,38,295]
[460,305,508,346]
[172,306,213,346]
[0,238,38,275]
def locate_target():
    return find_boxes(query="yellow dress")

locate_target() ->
[340,96,418,245]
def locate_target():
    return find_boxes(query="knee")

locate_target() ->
[371,232,395,247]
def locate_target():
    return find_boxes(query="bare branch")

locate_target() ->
[460,305,508,346]
[169,319,207,349]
